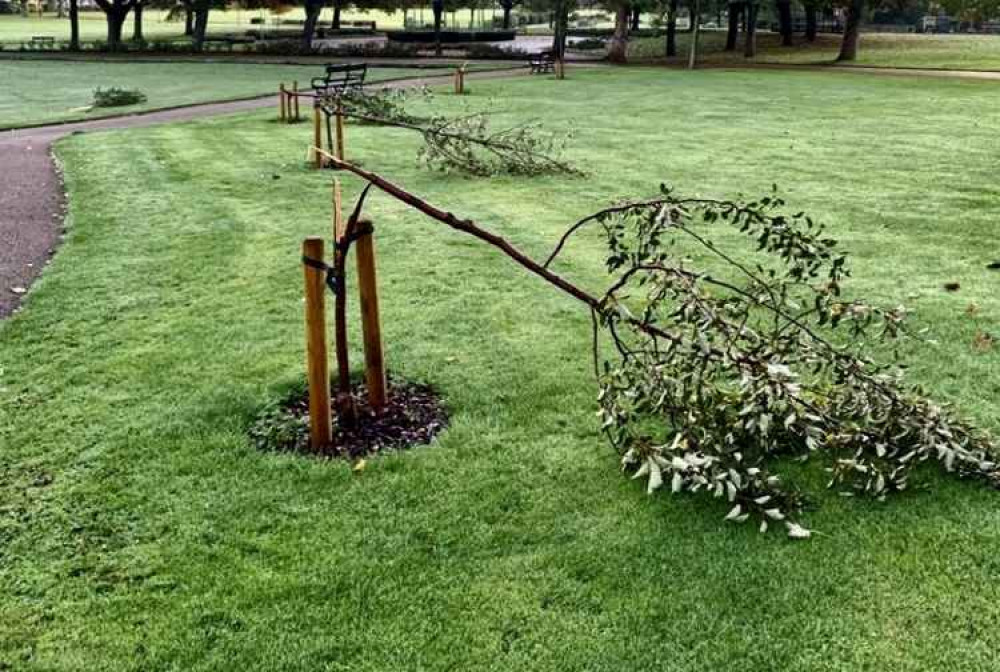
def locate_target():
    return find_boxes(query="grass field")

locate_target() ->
[0,61,451,128]
[629,30,1000,70]
[2,68,1000,670]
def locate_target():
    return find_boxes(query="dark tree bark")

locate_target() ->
[743,0,757,57]
[69,0,80,50]
[837,0,864,60]
[133,0,143,42]
[665,0,678,56]
[804,2,817,41]
[630,4,640,31]
[432,0,443,56]
[302,0,324,51]
[94,0,136,48]
[687,0,701,68]
[608,4,630,63]
[501,0,514,29]
[192,0,209,50]
[776,0,792,45]
[184,4,193,35]
[551,0,568,57]
[725,1,742,50]
[331,0,342,29]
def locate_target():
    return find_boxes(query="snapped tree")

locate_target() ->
[323,163,1000,538]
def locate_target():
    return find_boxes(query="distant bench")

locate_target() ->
[529,50,555,74]
[25,35,56,49]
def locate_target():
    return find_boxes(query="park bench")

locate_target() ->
[529,50,555,74]
[311,63,367,96]
[28,35,55,49]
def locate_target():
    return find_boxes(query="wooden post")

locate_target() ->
[454,67,463,94]
[302,237,332,449]
[332,178,344,241]
[556,59,565,80]
[313,103,322,169]
[279,83,287,122]
[334,98,345,163]
[355,221,387,410]
[292,80,300,120]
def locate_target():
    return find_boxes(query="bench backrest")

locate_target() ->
[312,63,367,94]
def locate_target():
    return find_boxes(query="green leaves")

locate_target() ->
[591,186,1000,538]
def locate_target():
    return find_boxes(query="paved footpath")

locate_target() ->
[0,67,525,319]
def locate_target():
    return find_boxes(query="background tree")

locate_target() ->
[133,0,144,41]
[664,0,679,55]
[499,0,520,27]
[302,0,326,49]
[776,0,793,44]
[743,0,758,56]
[607,0,631,62]
[93,0,138,47]
[69,0,80,49]
[837,0,865,60]
[725,0,744,50]
[802,0,819,40]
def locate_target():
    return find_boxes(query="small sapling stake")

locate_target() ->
[302,237,332,449]
[355,220,387,410]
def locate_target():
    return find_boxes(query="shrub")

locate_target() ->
[93,87,147,108]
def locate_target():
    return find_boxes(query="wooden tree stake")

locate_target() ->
[302,237,332,450]
[292,80,300,120]
[313,103,322,169]
[279,83,287,122]
[332,178,344,241]
[355,221,387,410]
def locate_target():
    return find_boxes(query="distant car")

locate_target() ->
[0,1,17,14]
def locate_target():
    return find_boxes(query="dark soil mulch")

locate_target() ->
[249,378,448,459]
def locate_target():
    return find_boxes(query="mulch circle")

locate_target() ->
[249,378,448,460]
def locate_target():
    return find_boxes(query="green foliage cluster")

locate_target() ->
[92,86,147,108]
[572,187,1000,537]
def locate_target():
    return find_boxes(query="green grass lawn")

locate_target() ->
[0,61,450,129]
[2,68,1000,670]
[631,30,1000,70]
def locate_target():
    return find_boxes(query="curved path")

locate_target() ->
[0,67,526,319]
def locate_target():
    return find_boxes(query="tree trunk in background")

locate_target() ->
[302,0,323,51]
[630,5,640,31]
[776,0,792,45]
[608,4,630,63]
[192,1,209,50]
[106,6,128,48]
[133,1,143,42]
[687,0,701,68]
[432,0,443,55]
[550,0,568,57]
[501,0,513,29]
[665,0,678,56]
[837,0,864,60]
[184,5,193,35]
[743,1,757,57]
[725,1,742,50]
[332,0,342,29]
[804,2,817,40]
[69,0,79,49]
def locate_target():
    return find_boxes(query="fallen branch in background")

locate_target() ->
[316,88,580,177]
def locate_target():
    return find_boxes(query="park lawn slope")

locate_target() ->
[1,68,999,670]
[0,61,440,129]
